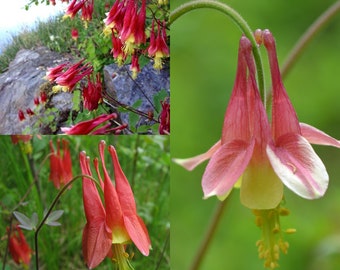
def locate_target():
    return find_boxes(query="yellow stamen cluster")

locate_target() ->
[253,204,296,269]
[111,244,135,270]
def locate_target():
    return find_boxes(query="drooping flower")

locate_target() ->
[82,73,103,111]
[159,98,170,135]
[111,33,126,66]
[45,63,68,82]
[64,0,84,19]
[7,225,32,267]
[80,141,151,269]
[262,29,340,200]
[174,33,340,209]
[71,28,79,40]
[174,36,282,209]
[49,139,73,189]
[61,113,118,135]
[18,110,26,121]
[54,59,93,92]
[130,53,140,79]
[147,20,169,70]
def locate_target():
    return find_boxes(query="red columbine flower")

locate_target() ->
[54,59,93,92]
[83,73,103,111]
[111,34,126,65]
[64,0,84,19]
[7,225,32,267]
[40,91,47,103]
[159,98,170,135]
[18,110,26,121]
[71,28,79,40]
[262,29,340,199]
[26,108,35,116]
[61,113,118,135]
[130,53,140,79]
[80,141,151,269]
[81,0,94,26]
[45,63,68,82]
[49,139,73,189]
[103,0,125,35]
[148,20,169,70]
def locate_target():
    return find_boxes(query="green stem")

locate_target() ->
[170,0,265,102]
[34,174,99,270]
[190,192,232,270]
[281,0,340,79]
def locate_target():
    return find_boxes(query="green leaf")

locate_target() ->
[13,211,37,231]
[153,89,169,113]
[44,210,64,227]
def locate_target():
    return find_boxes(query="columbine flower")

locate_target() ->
[174,33,340,209]
[174,36,281,209]
[18,110,26,121]
[49,139,73,189]
[111,34,126,66]
[130,53,140,79]
[61,113,118,135]
[82,73,103,111]
[71,28,79,40]
[64,0,84,19]
[174,31,340,268]
[148,20,169,70]
[262,29,340,200]
[159,98,170,135]
[80,141,151,269]
[7,225,32,267]
[45,63,68,82]
[54,59,93,92]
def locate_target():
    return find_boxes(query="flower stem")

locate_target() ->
[190,192,232,270]
[34,174,99,270]
[170,0,265,102]
[281,0,340,79]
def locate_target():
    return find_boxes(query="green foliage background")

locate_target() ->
[171,0,340,269]
[0,135,169,269]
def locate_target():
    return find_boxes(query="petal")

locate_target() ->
[124,215,152,256]
[267,134,329,199]
[240,161,283,209]
[300,123,340,148]
[202,138,255,198]
[172,140,221,171]
[108,145,151,254]
[82,221,112,269]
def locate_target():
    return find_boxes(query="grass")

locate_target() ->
[0,13,81,73]
[0,135,170,269]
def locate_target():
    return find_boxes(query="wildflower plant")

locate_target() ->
[172,0,340,269]
[20,0,170,134]
[0,135,169,269]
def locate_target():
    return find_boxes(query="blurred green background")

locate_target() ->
[171,0,340,269]
[0,135,169,269]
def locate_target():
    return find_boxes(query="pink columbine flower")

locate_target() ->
[61,113,117,135]
[262,29,340,200]
[174,34,340,209]
[82,73,103,111]
[80,141,151,269]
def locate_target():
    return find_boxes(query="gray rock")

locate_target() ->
[103,61,170,132]
[0,47,73,134]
